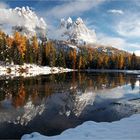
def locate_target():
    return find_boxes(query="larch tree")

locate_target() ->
[118,54,124,69]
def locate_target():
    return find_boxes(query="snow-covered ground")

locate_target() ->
[86,69,140,74]
[0,64,73,77]
[21,114,140,140]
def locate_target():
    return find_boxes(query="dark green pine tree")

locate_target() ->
[37,43,42,66]
[131,53,137,70]
[40,43,47,66]
[11,41,23,65]
[56,51,64,67]
[0,35,6,63]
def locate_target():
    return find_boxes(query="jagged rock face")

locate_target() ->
[59,17,97,45]
[12,7,47,38]
[0,6,47,39]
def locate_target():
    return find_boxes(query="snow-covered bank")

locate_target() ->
[86,69,140,74]
[0,64,73,77]
[21,114,140,140]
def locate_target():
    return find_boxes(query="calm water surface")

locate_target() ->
[0,72,140,139]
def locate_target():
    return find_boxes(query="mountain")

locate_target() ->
[12,7,47,39]
[0,6,47,39]
[54,17,97,45]
[0,7,133,57]
[52,39,130,58]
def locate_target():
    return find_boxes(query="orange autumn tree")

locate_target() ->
[118,54,124,69]
[31,35,39,64]
[46,41,56,67]
[87,47,94,68]
[78,55,82,69]
[6,36,14,48]
[69,49,77,69]
[32,35,38,50]
[98,56,104,69]
[13,32,27,58]
[73,49,77,69]
[104,55,109,69]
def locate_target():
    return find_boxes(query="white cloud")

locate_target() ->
[134,1,140,7]
[97,33,140,52]
[0,9,23,26]
[97,33,126,49]
[0,2,9,9]
[134,50,140,56]
[46,0,105,19]
[116,13,140,37]
[45,0,105,39]
[107,10,140,53]
[126,43,140,50]
[108,9,124,15]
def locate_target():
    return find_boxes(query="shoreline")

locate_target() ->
[0,64,140,78]
[85,69,140,74]
[0,64,73,77]
[21,114,140,140]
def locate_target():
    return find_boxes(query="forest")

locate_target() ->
[0,30,140,70]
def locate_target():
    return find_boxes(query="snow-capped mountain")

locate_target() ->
[54,17,97,45]
[0,6,47,39]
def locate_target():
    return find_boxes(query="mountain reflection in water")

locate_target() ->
[0,72,140,139]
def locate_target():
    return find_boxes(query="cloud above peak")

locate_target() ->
[97,33,126,49]
[0,2,9,9]
[0,6,47,37]
[134,50,140,56]
[46,0,106,19]
[116,13,140,38]
[108,9,124,15]
[97,33,140,52]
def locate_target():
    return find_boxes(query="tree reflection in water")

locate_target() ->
[0,72,138,110]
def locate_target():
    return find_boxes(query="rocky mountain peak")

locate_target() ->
[58,17,97,45]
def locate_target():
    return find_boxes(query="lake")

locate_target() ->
[0,72,140,139]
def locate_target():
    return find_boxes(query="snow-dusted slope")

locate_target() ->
[56,17,97,45]
[0,6,47,38]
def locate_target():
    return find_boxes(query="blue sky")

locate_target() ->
[0,0,140,55]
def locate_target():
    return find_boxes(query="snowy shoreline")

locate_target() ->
[0,64,140,78]
[21,114,140,140]
[86,69,140,74]
[0,64,73,77]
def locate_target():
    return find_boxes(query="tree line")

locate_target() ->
[0,30,140,70]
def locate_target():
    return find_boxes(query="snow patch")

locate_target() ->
[67,44,77,49]
[0,64,73,77]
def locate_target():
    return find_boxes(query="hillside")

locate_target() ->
[52,40,130,57]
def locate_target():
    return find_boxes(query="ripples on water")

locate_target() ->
[0,72,140,139]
